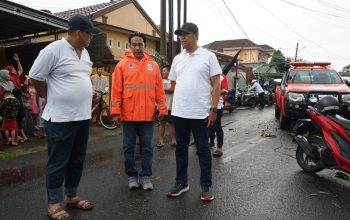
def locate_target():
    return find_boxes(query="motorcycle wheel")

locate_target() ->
[296,136,324,173]
[248,99,256,108]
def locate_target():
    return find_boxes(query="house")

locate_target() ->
[30,0,161,70]
[203,39,274,65]
[203,39,277,87]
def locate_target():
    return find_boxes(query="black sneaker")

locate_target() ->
[201,186,214,202]
[166,183,189,197]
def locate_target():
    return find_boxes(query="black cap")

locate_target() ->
[174,22,198,35]
[68,15,100,34]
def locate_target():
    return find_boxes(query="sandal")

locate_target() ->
[16,139,25,143]
[48,207,72,220]
[65,197,93,210]
[156,142,164,148]
[170,143,177,148]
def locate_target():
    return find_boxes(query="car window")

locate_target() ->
[287,70,342,84]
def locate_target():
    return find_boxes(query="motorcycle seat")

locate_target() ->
[327,114,350,130]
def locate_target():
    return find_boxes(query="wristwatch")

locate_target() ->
[210,107,217,113]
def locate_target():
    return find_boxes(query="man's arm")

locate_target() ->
[30,78,47,99]
[207,75,220,127]
[210,75,220,109]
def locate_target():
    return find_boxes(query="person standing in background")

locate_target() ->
[91,65,109,123]
[157,65,176,148]
[209,73,228,157]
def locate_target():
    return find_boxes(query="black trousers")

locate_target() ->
[258,92,265,109]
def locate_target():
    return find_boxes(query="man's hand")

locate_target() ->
[207,112,217,127]
[111,114,121,127]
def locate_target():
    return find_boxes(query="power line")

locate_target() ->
[221,0,250,39]
[315,0,350,13]
[220,0,259,63]
[255,0,350,61]
[281,0,350,20]
[202,0,241,39]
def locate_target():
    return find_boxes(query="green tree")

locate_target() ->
[269,49,289,73]
[340,65,350,76]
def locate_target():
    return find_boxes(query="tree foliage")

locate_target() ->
[269,49,289,73]
[340,65,350,76]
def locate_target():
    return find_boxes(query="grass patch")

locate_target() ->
[0,145,46,161]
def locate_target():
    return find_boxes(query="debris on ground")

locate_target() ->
[260,130,277,138]
[335,171,350,181]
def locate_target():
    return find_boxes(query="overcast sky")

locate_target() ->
[11,0,350,71]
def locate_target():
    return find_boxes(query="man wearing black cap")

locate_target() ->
[166,22,221,202]
[29,15,100,220]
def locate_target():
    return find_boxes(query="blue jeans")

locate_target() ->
[173,116,212,187]
[123,121,154,177]
[209,109,224,148]
[44,120,90,204]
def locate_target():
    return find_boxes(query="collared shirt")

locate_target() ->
[29,38,93,122]
[91,74,109,93]
[169,47,222,119]
[249,82,264,94]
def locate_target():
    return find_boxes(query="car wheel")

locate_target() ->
[279,108,291,130]
[275,104,280,119]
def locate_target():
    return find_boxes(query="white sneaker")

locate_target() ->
[140,176,153,190]
[128,177,139,190]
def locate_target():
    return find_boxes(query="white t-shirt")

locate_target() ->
[169,47,221,119]
[249,82,264,94]
[29,38,93,122]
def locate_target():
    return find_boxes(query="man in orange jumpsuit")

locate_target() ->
[110,32,167,191]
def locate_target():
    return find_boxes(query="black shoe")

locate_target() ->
[201,186,214,202]
[166,183,189,197]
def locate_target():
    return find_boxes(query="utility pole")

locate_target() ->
[160,0,167,68]
[168,0,174,61]
[183,0,187,23]
[294,42,299,61]
[176,0,181,54]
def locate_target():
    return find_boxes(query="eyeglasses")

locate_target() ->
[130,43,144,48]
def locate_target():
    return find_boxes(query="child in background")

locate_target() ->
[0,90,19,146]
[13,87,30,142]
[28,81,40,130]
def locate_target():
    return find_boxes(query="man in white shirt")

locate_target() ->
[166,22,221,202]
[29,15,99,220]
[248,79,265,109]
[91,66,109,123]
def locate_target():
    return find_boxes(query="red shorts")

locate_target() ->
[2,119,18,131]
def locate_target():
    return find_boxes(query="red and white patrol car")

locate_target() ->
[275,62,350,129]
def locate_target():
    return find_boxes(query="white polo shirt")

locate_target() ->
[29,38,93,122]
[169,47,221,119]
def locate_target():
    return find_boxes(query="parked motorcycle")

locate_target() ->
[294,96,350,174]
[236,89,259,108]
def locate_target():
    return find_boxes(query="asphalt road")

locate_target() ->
[1,106,350,220]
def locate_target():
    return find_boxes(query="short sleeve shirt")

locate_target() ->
[169,47,221,119]
[29,38,93,122]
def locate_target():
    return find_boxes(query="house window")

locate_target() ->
[125,42,129,50]
[117,40,122,49]
[108,38,113,48]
